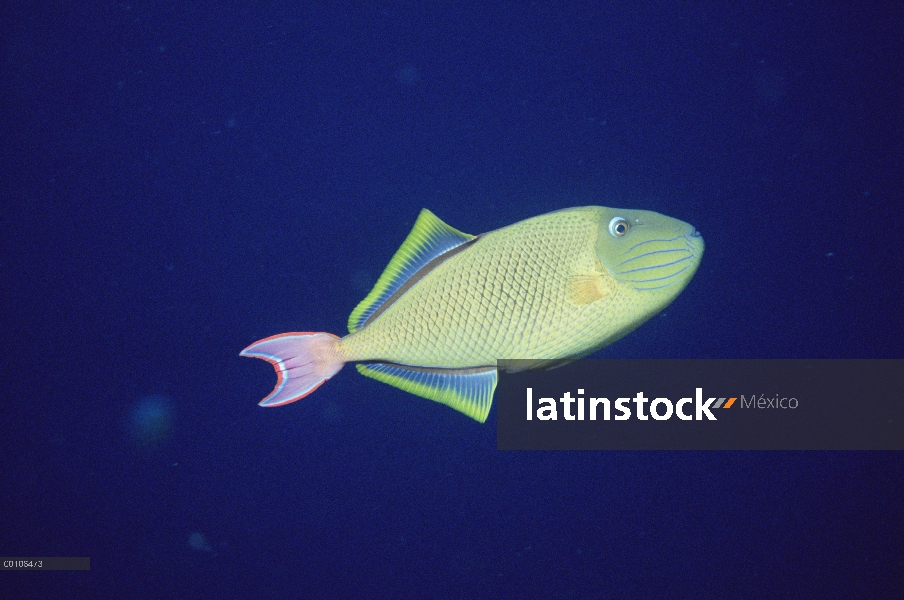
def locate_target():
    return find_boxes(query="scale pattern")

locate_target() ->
[338,208,621,368]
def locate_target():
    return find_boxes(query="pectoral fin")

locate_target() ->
[567,269,616,306]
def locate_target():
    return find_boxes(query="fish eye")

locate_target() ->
[608,217,630,237]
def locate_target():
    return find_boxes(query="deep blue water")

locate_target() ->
[2,2,902,598]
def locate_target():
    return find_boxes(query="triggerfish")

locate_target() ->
[242,207,703,422]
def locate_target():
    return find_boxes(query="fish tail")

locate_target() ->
[240,332,344,407]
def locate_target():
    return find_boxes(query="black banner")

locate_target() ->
[496,360,904,450]
[1,557,90,571]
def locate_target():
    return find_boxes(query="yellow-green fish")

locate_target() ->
[242,207,704,422]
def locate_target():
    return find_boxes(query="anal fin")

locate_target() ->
[356,363,497,423]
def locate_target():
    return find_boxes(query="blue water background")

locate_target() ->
[1,2,902,598]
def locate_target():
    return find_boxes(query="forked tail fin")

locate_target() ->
[240,332,344,407]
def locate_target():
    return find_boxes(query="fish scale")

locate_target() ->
[337,208,605,367]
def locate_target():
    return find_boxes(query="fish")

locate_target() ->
[241,206,704,422]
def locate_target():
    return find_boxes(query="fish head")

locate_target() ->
[595,208,704,307]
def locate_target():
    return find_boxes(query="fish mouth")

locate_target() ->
[614,227,704,291]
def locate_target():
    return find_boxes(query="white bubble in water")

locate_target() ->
[188,532,212,553]
[395,65,420,86]
[129,395,173,448]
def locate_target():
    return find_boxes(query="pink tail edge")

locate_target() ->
[240,332,344,407]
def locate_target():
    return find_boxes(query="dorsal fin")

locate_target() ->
[348,209,475,333]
